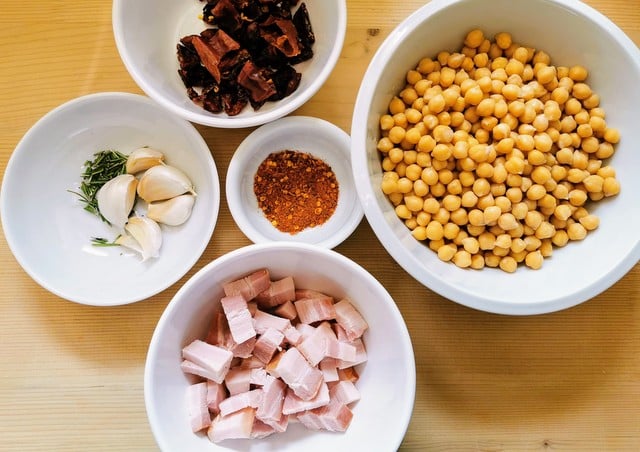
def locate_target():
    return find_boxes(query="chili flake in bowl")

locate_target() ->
[226,116,362,248]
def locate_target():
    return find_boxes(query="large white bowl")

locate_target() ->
[145,242,415,451]
[351,0,640,315]
[0,93,220,306]
[112,0,346,128]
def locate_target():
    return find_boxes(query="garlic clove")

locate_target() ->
[137,164,197,203]
[96,174,138,230]
[147,194,196,226]
[114,232,143,254]
[126,147,165,174]
[124,216,162,261]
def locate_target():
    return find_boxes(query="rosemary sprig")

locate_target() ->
[68,149,128,224]
[90,237,122,247]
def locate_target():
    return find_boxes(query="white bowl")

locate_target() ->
[226,116,363,248]
[112,0,346,128]
[351,0,640,315]
[144,242,415,451]
[0,92,220,306]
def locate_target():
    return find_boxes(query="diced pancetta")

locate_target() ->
[255,276,296,308]
[282,382,330,415]
[294,297,336,324]
[265,350,285,378]
[182,340,234,384]
[274,300,298,320]
[329,380,361,405]
[218,389,264,417]
[297,399,353,432]
[224,367,252,395]
[256,376,286,427]
[326,338,357,362]
[295,323,316,341]
[337,366,360,383]
[253,309,291,334]
[295,289,331,300]
[319,357,339,383]
[336,338,368,369]
[205,311,233,349]
[283,325,302,346]
[253,327,285,364]
[208,407,255,443]
[206,380,227,414]
[187,382,211,432]
[276,347,324,401]
[181,359,221,382]
[297,322,336,366]
[239,356,265,369]
[223,269,271,301]
[249,367,269,386]
[230,336,256,359]
[251,418,277,439]
[334,298,369,341]
[221,295,256,344]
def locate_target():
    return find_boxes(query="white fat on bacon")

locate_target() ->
[181,269,369,443]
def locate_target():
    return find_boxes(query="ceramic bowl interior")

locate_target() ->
[226,116,363,249]
[144,242,415,451]
[351,0,640,315]
[112,0,347,128]
[0,92,220,306]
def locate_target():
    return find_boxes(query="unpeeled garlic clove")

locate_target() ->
[146,194,196,226]
[137,164,197,203]
[96,174,138,230]
[123,216,162,261]
[126,147,165,174]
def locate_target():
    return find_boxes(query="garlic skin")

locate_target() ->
[123,216,162,261]
[126,147,165,174]
[147,194,196,226]
[96,174,138,230]
[137,164,197,203]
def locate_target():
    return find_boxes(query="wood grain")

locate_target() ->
[1,1,639,450]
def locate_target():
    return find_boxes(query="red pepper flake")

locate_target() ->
[254,150,339,234]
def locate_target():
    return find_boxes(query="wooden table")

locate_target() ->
[1,1,639,450]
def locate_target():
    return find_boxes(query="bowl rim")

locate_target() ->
[350,0,640,315]
[144,241,416,450]
[0,91,220,306]
[111,0,348,129]
[226,115,364,248]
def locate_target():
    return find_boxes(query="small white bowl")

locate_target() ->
[145,242,415,451]
[351,0,640,315]
[112,0,346,129]
[226,116,363,249]
[0,92,220,306]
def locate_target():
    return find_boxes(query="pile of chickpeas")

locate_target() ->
[377,29,621,273]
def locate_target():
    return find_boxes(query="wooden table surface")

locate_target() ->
[1,1,639,450]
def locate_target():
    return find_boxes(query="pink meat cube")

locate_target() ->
[251,419,277,439]
[295,323,316,341]
[295,289,331,300]
[182,340,233,384]
[276,347,324,401]
[283,325,302,346]
[334,298,369,341]
[294,297,336,324]
[205,311,233,349]
[208,407,255,443]
[329,380,361,405]
[224,368,252,395]
[253,327,285,364]
[181,359,221,382]
[326,338,357,362]
[250,368,269,386]
[297,399,353,432]
[256,376,287,427]
[253,309,291,334]
[206,380,227,414]
[274,300,298,320]
[221,295,256,344]
[187,382,211,433]
[297,322,336,366]
[239,356,265,369]
[319,357,340,383]
[282,382,330,415]
[223,269,271,301]
[230,336,256,359]
[255,276,296,308]
[337,366,360,383]
[218,389,264,417]
[337,338,368,369]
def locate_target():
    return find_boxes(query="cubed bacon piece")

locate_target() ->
[295,323,316,341]
[274,300,298,320]
[187,382,211,433]
[250,368,269,387]
[276,347,324,401]
[265,350,285,378]
[297,399,354,432]
[223,269,271,301]
[221,295,256,344]
[253,309,291,334]
[240,356,265,369]
[329,380,361,406]
[297,322,336,366]
[337,366,360,383]
[337,338,368,369]
[208,407,255,443]
[253,327,285,364]
[218,389,264,417]
[247,301,258,316]
[295,289,331,300]
[283,325,302,346]
[251,419,277,439]
[225,367,252,395]
[319,358,340,383]
[205,311,233,349]
[256,376,286,427]
[326,338,357,363]
[294,297,336,324]
[181,359,221,382]
[334,298,369,341]
[255,276,296,308]
[282,382,330,415]
[206,380,227,414]
[182,340,233,384]
[230,336,256,359]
